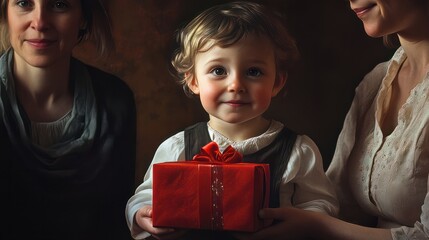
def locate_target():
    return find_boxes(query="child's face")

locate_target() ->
[190,34,284,125]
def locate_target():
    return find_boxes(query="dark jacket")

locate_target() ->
[0,55,136,240]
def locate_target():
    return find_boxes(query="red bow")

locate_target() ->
[192,142,242,163]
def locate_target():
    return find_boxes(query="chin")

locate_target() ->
[362,22,390,39]
[363,27,384,38]
[24,56,62,68]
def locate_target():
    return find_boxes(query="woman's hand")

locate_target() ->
[234,207,393,240]
[234,207,323,240]
[135,206,188,240]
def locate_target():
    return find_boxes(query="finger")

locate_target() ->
[142,218,175,235]
[258,208,289,220]
[135,210,175,237]
[140,205,153,218]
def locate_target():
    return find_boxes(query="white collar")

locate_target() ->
[207,120,284,155]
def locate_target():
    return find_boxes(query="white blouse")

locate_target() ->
[31,110,72,147]
[327,47,429,239]
[126,120,338,239]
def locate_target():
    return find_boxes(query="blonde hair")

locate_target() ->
[0,0,114,57]
[171,1,299,96]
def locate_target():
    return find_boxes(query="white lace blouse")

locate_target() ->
[126,120,338,239]
[327,47,429,239]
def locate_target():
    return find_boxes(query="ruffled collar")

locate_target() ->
[207,120,284,155]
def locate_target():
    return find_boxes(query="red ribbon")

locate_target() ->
[192,141,242,164]
[193,141,242,230]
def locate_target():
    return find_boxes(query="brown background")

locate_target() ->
[73,0,395,186]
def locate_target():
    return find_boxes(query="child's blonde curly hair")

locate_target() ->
[171,1,300,96]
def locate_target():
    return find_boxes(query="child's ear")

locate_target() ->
[271,73,287,97]
[186,72,200,94]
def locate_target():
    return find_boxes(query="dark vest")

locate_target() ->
[184,122,297,208]
[180,122,297,240]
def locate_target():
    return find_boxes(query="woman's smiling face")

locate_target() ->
[7,0,84,68]
[348,0,425,38]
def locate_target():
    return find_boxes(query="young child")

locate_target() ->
[126,2,338,239]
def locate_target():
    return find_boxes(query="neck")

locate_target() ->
[398,39,429,81]
[12,53,73,122]
[208,116,271,142]
[397,8,429,73]
[13,54,71,103]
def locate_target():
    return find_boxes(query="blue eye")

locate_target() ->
[211,67,226,76]
[248,67,262,77]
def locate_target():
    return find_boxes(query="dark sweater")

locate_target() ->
[0,60,136,240]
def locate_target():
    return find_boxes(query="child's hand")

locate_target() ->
[135,205,188,240]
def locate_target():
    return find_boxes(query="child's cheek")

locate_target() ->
[199,88,220,110]
[255,91,274,109]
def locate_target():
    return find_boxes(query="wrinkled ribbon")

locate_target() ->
[193,142,242,230]
[192,141,242,164]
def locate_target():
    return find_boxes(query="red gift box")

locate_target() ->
[152,142,270,232]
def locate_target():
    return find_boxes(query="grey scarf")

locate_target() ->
[0,49,97,173]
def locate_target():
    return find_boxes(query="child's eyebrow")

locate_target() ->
[247,59,270,65]
[203,57,230,65]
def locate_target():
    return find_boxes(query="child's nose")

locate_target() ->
[227,75,246,93]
